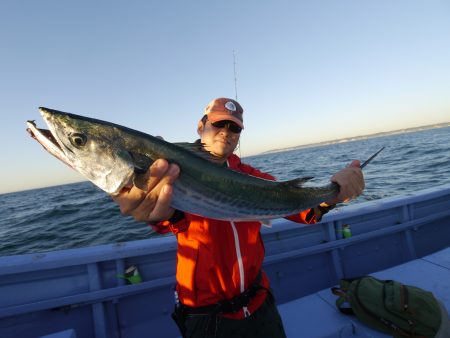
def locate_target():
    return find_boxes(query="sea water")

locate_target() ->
[0,127,449,256]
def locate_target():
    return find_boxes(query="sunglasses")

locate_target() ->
[210,120,243,134]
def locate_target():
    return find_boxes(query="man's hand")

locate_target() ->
[112,159,180,223]
[324,160,365,206]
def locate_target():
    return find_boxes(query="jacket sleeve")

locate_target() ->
[148,215,190,235]
[285,209,320,224]
[237,159,319,224]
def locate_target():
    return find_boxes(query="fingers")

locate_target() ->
[146,159,171,192]
[131,165,179,222]
[112,186,146,215]
[150,184,175,221]
[112,159,168,214]
[348,160,361,168]
[111,159,180,222]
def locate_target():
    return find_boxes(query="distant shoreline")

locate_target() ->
[257,122,450,156]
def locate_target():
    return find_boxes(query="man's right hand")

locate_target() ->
[112,159,180,223]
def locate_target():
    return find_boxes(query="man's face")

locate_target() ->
[198,120,241,160]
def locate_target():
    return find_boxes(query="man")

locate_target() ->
[113,98,365,338]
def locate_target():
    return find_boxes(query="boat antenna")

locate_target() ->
[233,49,238,101]
[233,49,242,157]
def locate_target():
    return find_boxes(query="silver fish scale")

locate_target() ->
[171,179,335,221]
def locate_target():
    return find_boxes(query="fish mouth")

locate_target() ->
[26,120,74,169]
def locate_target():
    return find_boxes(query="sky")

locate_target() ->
[1,1,449,194]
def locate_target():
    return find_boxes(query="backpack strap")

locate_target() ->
[336,298,355,315]
[331,280,355,316]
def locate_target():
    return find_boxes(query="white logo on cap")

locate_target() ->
[225,101,237,112]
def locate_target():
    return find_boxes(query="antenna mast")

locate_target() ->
[233,50,242,157]
[233,50,238,100]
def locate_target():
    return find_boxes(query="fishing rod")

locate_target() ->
[360,147,385,169]
[233,49,242,158]
[233,49,238,101]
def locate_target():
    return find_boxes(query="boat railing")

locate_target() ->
[0,184,449,338]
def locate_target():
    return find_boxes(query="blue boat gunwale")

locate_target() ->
[1,183,449,338]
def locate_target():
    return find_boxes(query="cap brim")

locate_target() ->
[207,113,244,129]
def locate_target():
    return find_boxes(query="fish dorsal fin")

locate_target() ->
[174,142,222,164]
[281,176,314,188]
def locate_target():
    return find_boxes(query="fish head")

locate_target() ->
[36,107,136,195]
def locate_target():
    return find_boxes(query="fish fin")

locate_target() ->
[133,173,150,192]
[174,142,221,164]
[128,151,154,173]
[260,220,273,228]
[281,176,314,188]
[128,152,154,191]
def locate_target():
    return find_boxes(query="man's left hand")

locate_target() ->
[324,160,365,206]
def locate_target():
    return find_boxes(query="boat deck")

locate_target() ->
[40,247,450,338]
[279,246,450,337]
[168,246,450,338]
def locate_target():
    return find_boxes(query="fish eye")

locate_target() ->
[69,133,87,148]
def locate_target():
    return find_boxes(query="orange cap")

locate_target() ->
[203,98,244,129]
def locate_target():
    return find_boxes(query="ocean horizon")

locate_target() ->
[1,126,449,257]
[259,121,450,155]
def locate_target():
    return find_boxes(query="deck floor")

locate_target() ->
[279,247,450,338]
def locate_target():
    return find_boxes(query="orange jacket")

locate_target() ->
[151,154,319,319]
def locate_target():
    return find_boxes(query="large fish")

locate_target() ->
[27,108,380,221]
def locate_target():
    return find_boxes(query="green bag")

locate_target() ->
[332,276,449,338]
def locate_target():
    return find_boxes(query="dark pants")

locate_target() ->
[182,293,287,338]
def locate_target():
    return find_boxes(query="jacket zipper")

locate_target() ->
[227,160,251,318]
[230,221,251,318]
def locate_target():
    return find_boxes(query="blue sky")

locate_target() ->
[1,1,449,194]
